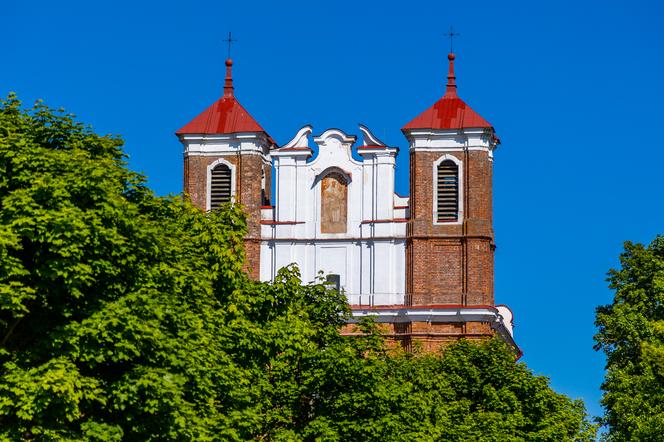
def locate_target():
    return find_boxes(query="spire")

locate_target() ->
[223,59,234,98]
[402,50,493,131]
[445,53,457,98]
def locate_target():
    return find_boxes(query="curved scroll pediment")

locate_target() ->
[358,124,387,147]
[281,125,313,149]
[313,128,357,149]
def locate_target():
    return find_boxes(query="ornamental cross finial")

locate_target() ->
[444,26,460,53]
[222,31,237,59]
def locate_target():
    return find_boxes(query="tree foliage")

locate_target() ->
[595,236,664,440]
[0,95,594,440]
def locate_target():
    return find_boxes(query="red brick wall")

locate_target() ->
[407,148,495,307]
[408,239,463,304]
[340,321,495,352]
[235,154,263,240]
[184,155,218,210]
[243,239,260,280]
[466,238,494,305]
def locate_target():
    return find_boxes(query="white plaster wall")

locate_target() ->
[262,240,405,306]
[260,127,406,306]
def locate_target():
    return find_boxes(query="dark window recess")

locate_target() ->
[210,164,232,210]
[261,168,270,206]
[261,189,269,206]
[325,274,341,292]
[437,160,459,222]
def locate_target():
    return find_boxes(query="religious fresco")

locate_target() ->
[320,172,348,233]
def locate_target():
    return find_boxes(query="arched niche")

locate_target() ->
[320,171,349,233]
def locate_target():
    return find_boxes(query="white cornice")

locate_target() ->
[180,131,272,158]
[271,148,312,158]
[178,132,272,144]
[403,127,489,137]
[357,146,399,157]
[404,127,498,153]
[348,306,517,351]
[183,150,268,158]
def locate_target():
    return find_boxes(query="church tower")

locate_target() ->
[176,59,275,278]
[401,52,500,347]
[177,50,517,354]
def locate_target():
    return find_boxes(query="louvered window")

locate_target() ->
[210,164,232,210]
[437,160,459,222]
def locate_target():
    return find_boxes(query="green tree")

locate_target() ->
[0,95,595,441]
[0,93,352,440]
[293,335,595,441]
[595,236,664,440]
[0,92,254,439]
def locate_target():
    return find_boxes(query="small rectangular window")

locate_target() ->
[325,274,341,292]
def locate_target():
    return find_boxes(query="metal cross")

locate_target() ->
[222,31,237,59]
[444,26,460,53]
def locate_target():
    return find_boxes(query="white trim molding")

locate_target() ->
[432,154,463,225]
[206,158,237,211]
[348,305,518,354]
[404,128,498,161]
[179,132,274,157]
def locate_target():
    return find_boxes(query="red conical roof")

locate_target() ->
[402,53,492,131]
[176,96,268,135]
[176,59,272,138]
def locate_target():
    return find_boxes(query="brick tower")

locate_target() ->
[400,52,501,349]
[176,59,274,278]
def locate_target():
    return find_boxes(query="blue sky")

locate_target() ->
[4,0,663,422]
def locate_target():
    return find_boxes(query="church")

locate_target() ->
[176,51,517,352]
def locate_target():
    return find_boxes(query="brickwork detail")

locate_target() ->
[406,148,495,309]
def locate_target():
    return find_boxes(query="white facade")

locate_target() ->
[259,125,408,306]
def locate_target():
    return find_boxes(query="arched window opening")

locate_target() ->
[437,160,459,222]
[321,172,348,233]
[210,163,232,210]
